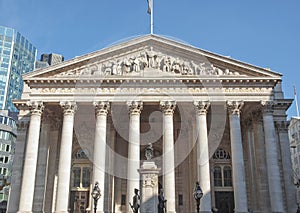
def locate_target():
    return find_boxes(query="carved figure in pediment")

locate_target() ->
[90,64,100,75]
[80,68,91,76]
[215,67,223,75]
[146,47,158,68]
[131,57,140,72]
[112,62,118,75]
[172,58,182,74]
[191,61,199,75]
[162,56,172,72]
[104,61,113,75]
[182,61,192,75]
[199,62,207,75]
[123,58,131,73]
[116,60,123,75]
[139,53,148,70]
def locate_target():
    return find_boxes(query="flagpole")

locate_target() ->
[294,85,300,117]
[150,0,154,34]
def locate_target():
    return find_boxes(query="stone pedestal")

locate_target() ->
[139,161,160,213]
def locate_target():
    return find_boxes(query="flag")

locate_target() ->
[294,85,297,96]
[147,0,152,14]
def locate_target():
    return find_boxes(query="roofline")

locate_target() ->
[24,34,282,79]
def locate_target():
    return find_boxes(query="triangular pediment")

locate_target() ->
[24,34,282,81]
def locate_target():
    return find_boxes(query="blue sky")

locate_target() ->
[0,0,300,118]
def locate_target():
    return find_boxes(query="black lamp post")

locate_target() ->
[193,182,203,213]
[91,182,101,213]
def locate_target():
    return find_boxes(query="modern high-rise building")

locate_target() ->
[35,53,64,69]
[0,26,37,112]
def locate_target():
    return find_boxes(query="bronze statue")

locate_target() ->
[158,188,167,213]
[129,188,140,213]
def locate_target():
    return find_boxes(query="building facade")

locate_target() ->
[0,110,17,210]
[289,117,300,204]
[35,53,64,69]
[8,35,296,213]
[0,26,37,112]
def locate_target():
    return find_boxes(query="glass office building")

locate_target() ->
[0,26,37,112]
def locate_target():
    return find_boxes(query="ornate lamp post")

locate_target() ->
[91,182,101,213]
[193,182,203,213]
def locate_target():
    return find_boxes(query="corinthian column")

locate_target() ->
[194,101,211,213]
[227,101,248,213]
[92,101,110,213]
[55,101,77,213]
[160,100,176,213]
[127,101,143,212]
[261,101,284,212]
[18,101,44,213]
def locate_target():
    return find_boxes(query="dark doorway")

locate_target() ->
[215,191,234,213]
[70,191,90,213]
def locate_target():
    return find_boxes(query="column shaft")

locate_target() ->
[127,101,142,213]
[262,102,284,212]
[55,102,77,213]
[7,113,29,213]
[18,102,44,213]
[228,101,248,213]
[194,101,212,213]
[161,101,176,213]
[92,102,110,213]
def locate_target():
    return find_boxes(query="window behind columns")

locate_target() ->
[212,148,234,213]
[70,148,92,212]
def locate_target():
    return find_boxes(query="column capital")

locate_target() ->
[227,101,244,115]
[194,101,210,115]
[160,100,176,115]
[261,100,274,114]
[127,101,143,115]
[275,120,289,133]
[94,101,110,116]
[27,101,44,116]
[60,101,77,115]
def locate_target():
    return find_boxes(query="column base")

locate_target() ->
[17,212,32,213]
[166,211,176,213]
[234,212,249,213]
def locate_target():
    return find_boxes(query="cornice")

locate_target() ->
[24,77,279,88]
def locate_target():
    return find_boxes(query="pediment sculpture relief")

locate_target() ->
[53,47,244,77]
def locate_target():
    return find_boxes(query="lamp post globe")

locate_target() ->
[193,182,203,213]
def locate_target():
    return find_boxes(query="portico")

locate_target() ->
[8,34,296,213]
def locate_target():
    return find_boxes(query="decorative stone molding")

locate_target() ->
[127,101,143,115]
[160,101,176,115]
[60,101,77,115]
[143,174,158,188]
[261,100,274,114]
[93,101,110,116]
[275,121,289,133]
[194,101,210,115]
[26,101,44,116]
[227,101,244,116]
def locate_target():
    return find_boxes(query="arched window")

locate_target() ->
[71,148,91,189]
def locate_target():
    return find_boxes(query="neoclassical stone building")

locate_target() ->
[8,35,296,213]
